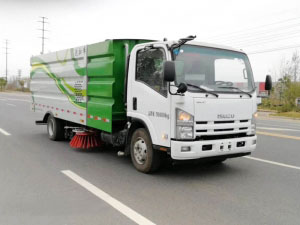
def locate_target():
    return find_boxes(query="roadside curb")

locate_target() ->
[258,110,300,121]
[257,109,276,113]
[258,114,300,121]
[268,115,300,121]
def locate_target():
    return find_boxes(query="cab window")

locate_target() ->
[136,48,167,96]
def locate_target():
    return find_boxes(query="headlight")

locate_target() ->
[177,109,194,125]
[176,109,194,139]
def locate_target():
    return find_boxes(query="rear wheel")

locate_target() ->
[130,128,163,173]
[47,115,64,141]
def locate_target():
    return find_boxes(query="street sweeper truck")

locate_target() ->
[30,36,272,173]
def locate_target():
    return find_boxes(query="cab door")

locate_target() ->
[127,44,171,147]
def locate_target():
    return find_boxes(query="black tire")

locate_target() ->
[47,115,64,141]
[130,128,163,173]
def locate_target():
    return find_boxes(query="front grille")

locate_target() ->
[214,128,234,132]
[196,129,207,132]
[195,119,251,137]
[196,121,208,124]
[214,120,234,124]
[196,133,248,141]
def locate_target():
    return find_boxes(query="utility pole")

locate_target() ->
[4,39,9,82]
[18,69,22,80]
[38,16,48,54]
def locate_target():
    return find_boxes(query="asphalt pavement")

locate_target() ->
[0,92,300,225]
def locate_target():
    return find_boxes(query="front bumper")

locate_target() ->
[171,135,257,160]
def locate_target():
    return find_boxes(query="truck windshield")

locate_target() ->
[173,45,255,94]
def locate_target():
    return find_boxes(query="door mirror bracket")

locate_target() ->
[168,83,187,96]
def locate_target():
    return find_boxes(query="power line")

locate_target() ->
[208,16,300,40]
[37,16,49,54]
[248,44,300,54]
[4,40,9,81]
[225,30,300,47]
[211,22,300,43]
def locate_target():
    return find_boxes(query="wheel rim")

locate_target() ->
[133,137,147,165]
[48,119,54,137]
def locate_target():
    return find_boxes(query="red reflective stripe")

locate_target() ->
[80,113,83,116]
[67,110,70,113]
[73,112,77,115]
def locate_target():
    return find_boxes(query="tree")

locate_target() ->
[267,51,300,112]
[277,50,300,82]
[291,51,300,82]
[276,75,300,112]
[18,79,25,91]
[0,78,7,91]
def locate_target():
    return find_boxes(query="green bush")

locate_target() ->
[279,82,300,112]
[0,78,7,91]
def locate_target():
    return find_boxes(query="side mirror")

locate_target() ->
[177,83,187,94]
[265,75,272,91]
[163,61,175,82]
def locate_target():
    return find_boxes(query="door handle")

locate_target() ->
[133,97,137,110]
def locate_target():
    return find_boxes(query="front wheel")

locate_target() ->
[130,128,163,173]
[47,115,64,141]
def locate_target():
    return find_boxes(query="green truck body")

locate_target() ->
[31,39,152,133]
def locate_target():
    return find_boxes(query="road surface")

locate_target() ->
[0,92,299,225]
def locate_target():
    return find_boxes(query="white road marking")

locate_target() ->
[257,126,300,132]
[6,103,16,107]
[0,97,30,102]
[0,98,31,103]
[0,128,11,136]
[62,170,156,225]
[256,131,300,140]
[257,117,300,123]
[0,92,30,98]
[257,123,300,130]
[244,156,300,171]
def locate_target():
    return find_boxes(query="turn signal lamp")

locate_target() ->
[178,111,192,121]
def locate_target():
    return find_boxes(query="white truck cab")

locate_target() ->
[126,37,267,171]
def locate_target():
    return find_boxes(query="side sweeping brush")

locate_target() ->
[69,131,101,149]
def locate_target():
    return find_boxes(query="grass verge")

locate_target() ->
[270,111,300,119]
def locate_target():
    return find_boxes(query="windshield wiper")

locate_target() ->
[170,35,196,50]
[217,86,252,97]
[186,83,219,97]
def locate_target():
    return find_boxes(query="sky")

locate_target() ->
[0,0,300,81]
